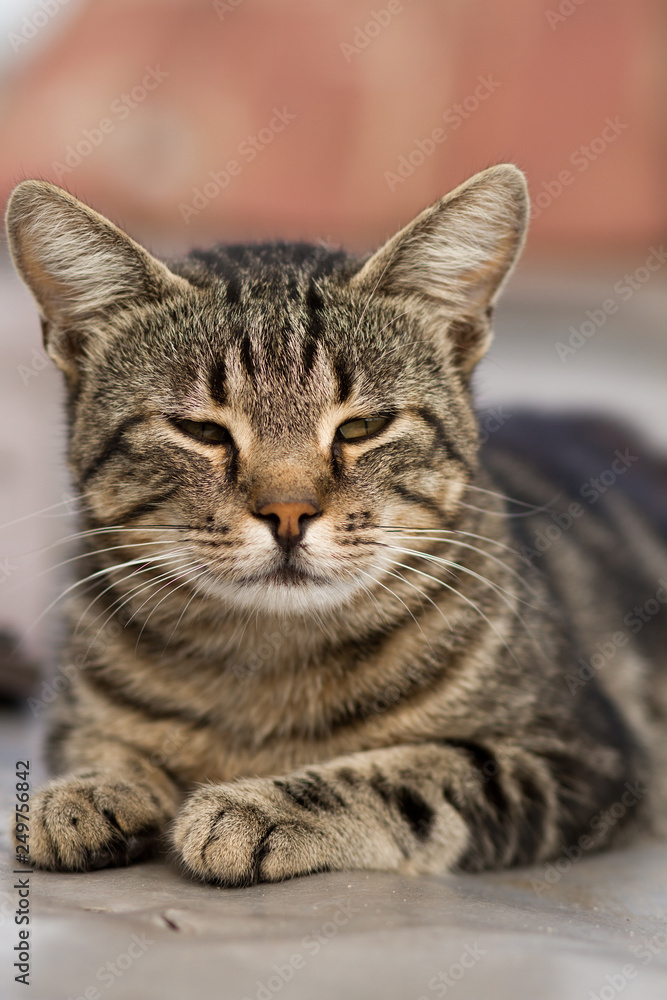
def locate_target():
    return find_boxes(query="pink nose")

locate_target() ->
[258,501,319,539]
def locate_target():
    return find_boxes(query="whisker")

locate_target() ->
[384,534,537,595]
[449,498,543,520]
[4,539,190,597]
[462,481,562,512]
[161,577,206,655]
[24,525,195,558]
[82,558,202,659]
[385,545,537,614]
[382,556,520,667]
[346,572,394,629]
[372,563,453,636]
[441,481,562,518]
[24,553,194,635]
[131,565,205,652]
[0,490,101,532]
[75,550,194,635]
[387,544,502,601]
[355,566,430,644]
[223,601,256,661]
[380,525,531,563]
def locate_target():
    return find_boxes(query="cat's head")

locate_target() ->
[5,166,527,620]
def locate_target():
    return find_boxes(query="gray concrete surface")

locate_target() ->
[1,254,666,999]
[1,712,666,1000]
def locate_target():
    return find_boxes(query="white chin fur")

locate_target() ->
[194,573,362,618]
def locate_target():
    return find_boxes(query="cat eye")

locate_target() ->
[336,416,390,442]
[172,418,232,445]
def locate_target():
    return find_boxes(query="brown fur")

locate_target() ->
[6,166,666,883]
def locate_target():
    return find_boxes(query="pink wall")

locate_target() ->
[1,0,665,254]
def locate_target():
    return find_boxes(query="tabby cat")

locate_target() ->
[6,165,667,884]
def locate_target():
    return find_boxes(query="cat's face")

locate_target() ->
[5,166,528,620]
[55,268,478,617]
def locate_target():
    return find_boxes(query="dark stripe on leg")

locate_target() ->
[393,786,434,841]
[369,771,432,850]
[250,822,277,886]
[199,809,226,879]
[369,769,392,805]
[275,772,344,812]
[515,773,547,862]
[442,741,514,870]
[446,741,510,815]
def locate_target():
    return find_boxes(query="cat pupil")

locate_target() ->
[175,418,229,444]
[175,415,387,445]
[338,416,388,440]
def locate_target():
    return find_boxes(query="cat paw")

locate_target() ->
[20,773,169,871]
[171,775,345,886]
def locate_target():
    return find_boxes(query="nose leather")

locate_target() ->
[258,501,318,539]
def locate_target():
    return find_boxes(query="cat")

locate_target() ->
[6,165,667,885]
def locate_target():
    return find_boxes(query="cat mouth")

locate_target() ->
[241,565,330,587]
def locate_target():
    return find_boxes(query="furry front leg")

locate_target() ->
[171,746,472,885]
[22,736,181,871]
[171,738,641,885]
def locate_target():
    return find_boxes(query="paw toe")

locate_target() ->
[172,781,327,886]
[23,776,164,871]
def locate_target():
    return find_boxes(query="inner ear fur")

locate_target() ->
[5,180,189,376]
[350,164,529,374]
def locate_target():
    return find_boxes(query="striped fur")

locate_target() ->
[6,166,666,883]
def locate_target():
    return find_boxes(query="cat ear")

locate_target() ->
[5,180,189,378]
[350,164,528,374]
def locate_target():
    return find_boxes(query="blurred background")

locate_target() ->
[0,0,666,674]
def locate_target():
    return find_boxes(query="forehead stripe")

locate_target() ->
[331,354,354,403]
[224,276,241,305]
[238,331,256,380]
[302,279,324,375]
[208,356,227,406]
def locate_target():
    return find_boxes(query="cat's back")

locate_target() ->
[481,412,667,745]
[481,412,667,541]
